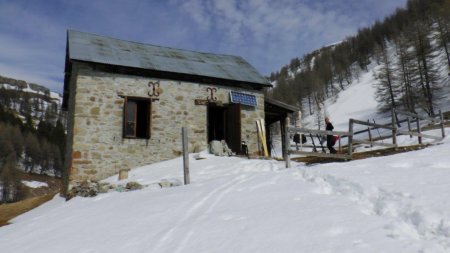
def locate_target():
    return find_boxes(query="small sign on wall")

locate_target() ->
[195,99,209,105]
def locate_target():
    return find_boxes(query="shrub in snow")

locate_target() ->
[158,179,182,188]
[98,182,111,193]
[68,180,99,198]
[125,182,143,191]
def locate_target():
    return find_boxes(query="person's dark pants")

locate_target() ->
[327,136,337,154]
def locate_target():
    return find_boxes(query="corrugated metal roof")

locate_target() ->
[67,30,271,87]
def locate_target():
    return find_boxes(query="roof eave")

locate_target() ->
[70,59,271,89]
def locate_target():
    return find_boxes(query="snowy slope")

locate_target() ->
[302,68,379,131]
[324,70,379,130]
[0,81,63,121]
[1,128,450,252]
[0,82,61,104]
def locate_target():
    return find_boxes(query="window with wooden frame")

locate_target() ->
[123,97,151,139]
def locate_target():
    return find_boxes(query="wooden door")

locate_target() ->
[225,103,241,154]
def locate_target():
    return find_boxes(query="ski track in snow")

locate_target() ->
[151,173,257,253]
[297,169,450,252]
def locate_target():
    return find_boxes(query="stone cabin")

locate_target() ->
[62,30,275,190]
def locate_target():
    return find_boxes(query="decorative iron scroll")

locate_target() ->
[206,87,217,101]
[148,81,160,97]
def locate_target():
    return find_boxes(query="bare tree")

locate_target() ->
[374,41,400,112]
[431,0,450,70]
[411,20,441,115]
[394,32,417,113]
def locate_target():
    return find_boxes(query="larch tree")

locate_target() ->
[431,0,450,73]
[394,32,417,113]
[374,41,400,112]
[411,19,440,115]
[0,153,21,203]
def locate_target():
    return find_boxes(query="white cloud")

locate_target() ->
[0,0,408,93]
[171,0,363,74]
[0,34,64,92]
[0,1,65,92]
[178,0,213,31]
[170,0,407,75]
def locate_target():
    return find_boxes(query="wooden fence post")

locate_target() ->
[407,117,412,138]
[285,117,291,168]
[367,120,372,147]
[182,127,190,185]
[391,108,397,146]
[338,137,342,152]
[440,109,446,138]
[348,119,354,157]
[280,120,285,159]
[416,117,422,144]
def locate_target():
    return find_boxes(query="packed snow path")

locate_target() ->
[299,170,450,251]
[1,134,450,252]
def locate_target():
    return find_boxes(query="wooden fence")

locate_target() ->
[284,126,351,168]
[284,108,447,168]
[394,109,446,144]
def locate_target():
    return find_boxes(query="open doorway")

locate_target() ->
[207,103,241,154]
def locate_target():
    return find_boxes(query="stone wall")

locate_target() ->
[66,63,265,186]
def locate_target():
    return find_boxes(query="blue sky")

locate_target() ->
[0,0,407,93]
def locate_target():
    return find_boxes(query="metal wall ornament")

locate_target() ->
[148,81,160,97]
[206,87,217,101]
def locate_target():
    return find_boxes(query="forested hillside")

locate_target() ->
[268,0,450,120]
[0,75,65,203]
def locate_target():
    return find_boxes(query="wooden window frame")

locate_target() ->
[123,96,152,139]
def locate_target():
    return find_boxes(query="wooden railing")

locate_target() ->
[284,108,447,168]
[284,126,351,168]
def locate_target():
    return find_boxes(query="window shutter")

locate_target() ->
[122,96,151,139]
[122,96,128,138]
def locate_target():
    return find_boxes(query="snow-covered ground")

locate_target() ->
[1,60,449,252]
[1,128,450,252]
[21,181,48,188]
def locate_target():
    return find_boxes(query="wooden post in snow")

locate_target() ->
[338,137,342,153]
[440,109,446,138]
[367,119,372,147]
[416,117,422,145]
[391,108,397,146]
[407,117,412,138]
[348,119,354,157]
[285,117,291,168]
[182,127,190,185]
